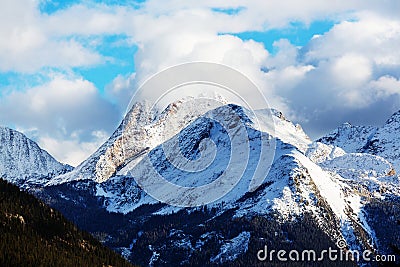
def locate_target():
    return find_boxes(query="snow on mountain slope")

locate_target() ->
[48,101,394,225]
[290,149,386,251]
[91,103,388,253]
[48,99,225,186]
[91,103,315,213]
[318,110,400,174]
[306,142,346,163]
[96,120,382,254]
[321,153,394,180]
[48,98,312,188]
[317,123,377,153]
[95,104,272,212]
[307,142,395,179]
[36,102,400,265]
[251,109,311,152]
[234,145,376,248]
[0,126,72,186]
[210,231,250,264]
[362,110,400,172]
[304,140,400,251]
[307,141,399,195]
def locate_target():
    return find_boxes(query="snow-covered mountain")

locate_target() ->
[48,99,225,186]
[30,101,400,266]
[318,110,400,173]
[2,100,398,266]
[0,126,72,187]
[317,123,377,153]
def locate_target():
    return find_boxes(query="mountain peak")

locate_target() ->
[270,108,289,122]
[14,102,400,266]
[317,123,377,153]
[49,98,227,185]
[385,109,400,126]
[0,127,72,187]
[340,122,352,128]
[318,109,400,173]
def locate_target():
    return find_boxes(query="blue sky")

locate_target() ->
[74,34,138,94]
[1,0,400,166]
[0,5,335,96]
[234,20,335,53]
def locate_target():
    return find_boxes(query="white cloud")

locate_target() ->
[370,76,400,98]
[137,0,396,31]
[266,65,315,94]
[45,4,130,36]
[120,1,399,121]
[0,74,119,165]
[105,73,136,110]
[1,0,400,162]
[1,0,399,74]
[330,54,373,104]
[38,130,109,166]
[304,13,400,67]
[266,39,299,69]
[0,75,116,131]
[263,12,400,137]
[0,1,106,72]
[331,54,372,86]
[132,32,289,111]
[298,14,400,109]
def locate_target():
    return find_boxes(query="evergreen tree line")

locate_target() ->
[0,178,135,267]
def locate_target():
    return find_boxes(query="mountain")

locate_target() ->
[48,99,225,186]
[317,123,377,153]
[318,110,400,173]
[43,103,312,213]
[2,100,400,266]
[0,126,72,187]
[0,178,133,267]
[31,101,400,266]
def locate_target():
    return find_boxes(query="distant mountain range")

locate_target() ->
[0,100,399,266]
[318,110,400,173]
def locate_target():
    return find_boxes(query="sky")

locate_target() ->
[0,0,400,166]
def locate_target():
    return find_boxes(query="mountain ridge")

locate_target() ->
[1,101,399,266]
[0,126,72,187]
[318,110,400,173]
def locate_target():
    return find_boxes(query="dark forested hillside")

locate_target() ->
[0,178,133,267]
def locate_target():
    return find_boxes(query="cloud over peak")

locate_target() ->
[0,0,400,165]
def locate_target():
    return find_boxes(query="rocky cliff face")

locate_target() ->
[49,98,224,185]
